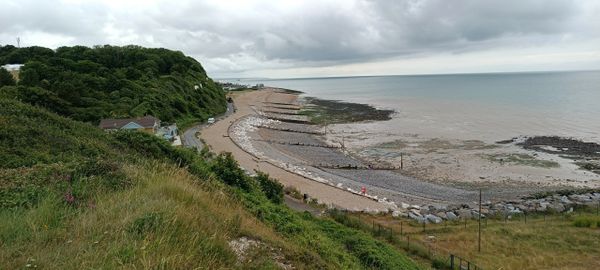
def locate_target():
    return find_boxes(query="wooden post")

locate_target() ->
[478,189,482,253]
[400,221,403,235]
[450,254,455,269]
[400,153,404,170]
[407,235,410,251]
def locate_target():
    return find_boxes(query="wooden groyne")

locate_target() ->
[254,125,326,135]
[264,115,313,124]
[261,110,299,115]
[262,102,301,109]
[313,164,400,170]
[252,139,341,148]
[263,105,301,111]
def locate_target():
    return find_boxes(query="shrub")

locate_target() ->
[210,153,254,191]
[573,216,600,228]
[255,171,284,204]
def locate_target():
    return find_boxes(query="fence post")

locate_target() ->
[400,222,403,235]
[372,220,375,232]
[450,254,455,269]
[407,235,410,251]
[524,211,527,223]
[389,227,393,241]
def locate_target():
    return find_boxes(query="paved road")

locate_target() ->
[284,196,323,216]
[182,102,235,151]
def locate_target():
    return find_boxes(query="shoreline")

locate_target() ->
[200,87,600,221]
[199,88,388,211]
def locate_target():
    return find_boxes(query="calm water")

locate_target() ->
[232,71,600,143]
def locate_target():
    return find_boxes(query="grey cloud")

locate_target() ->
[0,0,598,75]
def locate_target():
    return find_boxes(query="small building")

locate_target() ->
[156,124,181,146]
[98,115,160,133]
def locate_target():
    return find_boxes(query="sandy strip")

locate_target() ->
[200,89,387,211]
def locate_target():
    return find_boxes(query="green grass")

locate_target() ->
[299,98,394,124]
[573,215,600,228]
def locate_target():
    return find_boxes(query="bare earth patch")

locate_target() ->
[228,237,294,269]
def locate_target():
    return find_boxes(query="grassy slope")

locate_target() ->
[341,210,600,270]
[0,98,422,269]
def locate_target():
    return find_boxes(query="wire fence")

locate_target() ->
[330,209,484,270]
[330,204,600,270]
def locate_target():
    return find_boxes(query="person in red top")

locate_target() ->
[361,186,366,195]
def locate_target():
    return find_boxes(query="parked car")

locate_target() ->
[207,117,215,124]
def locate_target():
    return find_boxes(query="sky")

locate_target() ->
[1,0,600,78]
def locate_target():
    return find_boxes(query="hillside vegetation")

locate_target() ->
[0,45,226,127]
[0,95,422,269]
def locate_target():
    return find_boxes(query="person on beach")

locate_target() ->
[361,186,366,195]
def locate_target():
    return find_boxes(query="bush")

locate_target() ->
[255,171,284,204]
[210,153,254,191]
[573,216,600,228]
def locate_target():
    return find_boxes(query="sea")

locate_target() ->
[229,70,600,144]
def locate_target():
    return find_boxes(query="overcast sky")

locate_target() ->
[1,0,600,78]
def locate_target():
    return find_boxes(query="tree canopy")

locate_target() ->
[0,45,226,124]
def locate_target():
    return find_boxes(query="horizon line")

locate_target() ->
[215,68,600,81]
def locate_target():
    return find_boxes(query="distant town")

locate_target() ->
[217,81,264,91]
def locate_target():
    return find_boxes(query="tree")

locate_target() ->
[0,68,16,87]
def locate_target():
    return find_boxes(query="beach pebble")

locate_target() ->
[426,214,443,224]
[391,210,403,218]
[457,209,472,219]
[446,212,458,220]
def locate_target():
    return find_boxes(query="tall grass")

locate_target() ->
[344,209,600,270]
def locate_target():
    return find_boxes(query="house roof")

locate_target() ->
[99,115,159,129]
